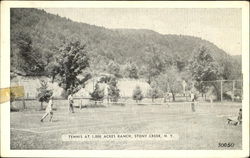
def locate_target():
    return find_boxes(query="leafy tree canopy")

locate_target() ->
[10,8,242,95]
[124,63,139,79]
[153,67,183,101]
[90,83,105,101]
[48,41,91,97]
[189,46,222,94]
[132,86,144,102]
[37,80,53,102]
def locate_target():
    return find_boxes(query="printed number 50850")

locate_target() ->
[218,143,234,147]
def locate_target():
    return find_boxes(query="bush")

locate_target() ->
[90,83,105,102]
[132,86,143,103]
[223,93,232,101]
[84,103,106,108]
[107,77,120,102]
[37,80,53,110]
[147,87,163,102]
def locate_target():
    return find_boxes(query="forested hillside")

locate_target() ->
[10,8,242,100]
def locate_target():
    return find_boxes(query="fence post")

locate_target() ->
[22,97,26,109]
[232,80,235,102]
[220,80,223,102]
[241,80,243,100]
[80,99,82,109]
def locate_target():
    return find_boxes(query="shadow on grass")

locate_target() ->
[75,102,126,108]
[10,107,20,112]
[75,103,106,108]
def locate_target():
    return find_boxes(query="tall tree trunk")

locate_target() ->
[171,90,175,102]
[22,97,26,109]
[40,102,43,110]
[212,83,220,101]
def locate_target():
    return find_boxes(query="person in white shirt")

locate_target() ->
[41,96,54,122]
[190,92,196,112]
[68,93,74,113]
[237,108,242,125]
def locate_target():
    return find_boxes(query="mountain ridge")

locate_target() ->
[10,8,241,80]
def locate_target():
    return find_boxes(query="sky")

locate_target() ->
[44,8,242,55]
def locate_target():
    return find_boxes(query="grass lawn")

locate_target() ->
[10,100,242,150]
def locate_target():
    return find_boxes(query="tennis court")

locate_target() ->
[10,101,242,150]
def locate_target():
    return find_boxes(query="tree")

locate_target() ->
[107,77,120,102]
[14,32,45,75]
[220,55,242,80]
[189,46,222,99]
[147,80,163,102]
[142,44,167,84]
[45,61,60,82]
[49,41,91,98]
[148,88,162,103]
[132,86,143,103]
[154,67,182,101]
[125,63,139,79]
[37,80,53,110]
[98,75,120,102]
[90,83,105,103]
[107,61,121,78]
[174,54,186,72]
